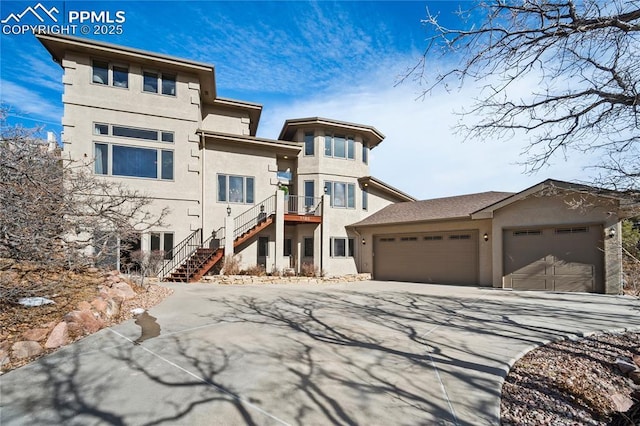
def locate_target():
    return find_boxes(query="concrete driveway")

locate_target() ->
[2,281,640,426]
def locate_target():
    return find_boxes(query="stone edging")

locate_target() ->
[199,273,372,285]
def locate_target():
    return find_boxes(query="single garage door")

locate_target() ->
[503,225,603,292]
[373,231,478,285]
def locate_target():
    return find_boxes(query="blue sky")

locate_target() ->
[0,0,597,199]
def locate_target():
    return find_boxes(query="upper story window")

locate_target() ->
[94,143,173,181]
[92,61,129,88]
[94,123,174,143]
[362,188,368,211]
[143,71,176,96]
[304,132,314,156]
[324,181,355,209]
[217,174,254,204]
[324,135,355,160]
[362,144,369,164]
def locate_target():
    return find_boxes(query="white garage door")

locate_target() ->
[503,225,603,292]
[373,231,478,285]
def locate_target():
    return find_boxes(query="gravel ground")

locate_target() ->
[501,332,640,425]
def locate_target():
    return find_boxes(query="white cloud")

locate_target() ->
[257,68,600,200]
[0,80,63,124]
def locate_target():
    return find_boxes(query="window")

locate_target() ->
[113,145,158,179]
[362,144,369,164]
[324,181,356,208]
[379,237,395,242]
[555,227,588,234]
[449,234,471,240]
[112,66,129,88]
[304,132,314,156]
[94,143,108,175]
[513,230,542,236]
[217,174,254,204]
[330,237,355,257]
[151,232,174,260]
[92,61,108,85]
[144,71,176,96]
[284,239,292,257]
[93,123,174,143]
[304,181,315,207]
[304,237,314,257]
[93,143,173,180]
[324,135,355,160]
[92,61,128,88]
[113,126,158,141]
[362,188,368,211]
[401,237,418,241]
[424,236,443,241]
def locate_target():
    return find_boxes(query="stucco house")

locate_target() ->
[36,33,631,293]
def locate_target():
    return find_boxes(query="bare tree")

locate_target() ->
[403,0,640,191]
[0,113,168,271]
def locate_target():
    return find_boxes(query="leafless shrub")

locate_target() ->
[244,264,266,276]
[128,250,165,290]
[222,255,241,276]
[300,262,320,277]
[0,112,168,272]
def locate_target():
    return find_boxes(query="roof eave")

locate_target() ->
[199,130,301,154]
[36,33,217,102]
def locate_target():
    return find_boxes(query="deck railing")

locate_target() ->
[234,194,276,239]
[157,228,202,279]
[287,195,323,216]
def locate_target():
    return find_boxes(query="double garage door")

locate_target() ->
[503,225,603,293]
[373,231,478,285]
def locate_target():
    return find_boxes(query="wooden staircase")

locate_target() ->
[165,215,274,282]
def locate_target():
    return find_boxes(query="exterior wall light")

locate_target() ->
[608,227,616,238]
[483,233,489,242]
[362,238,366,245]
[226,205,231,216]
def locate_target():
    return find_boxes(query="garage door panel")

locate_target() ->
[512,278,548,291]
[503,225,603,293]
[374,231,478,285]
[553,277,594,293]
[552,262,594,276]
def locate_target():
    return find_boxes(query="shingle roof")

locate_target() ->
[351,191,514,227]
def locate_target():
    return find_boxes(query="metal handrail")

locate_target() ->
[234,194,276,239]
[157,228,202,279]
[287,195,323,216]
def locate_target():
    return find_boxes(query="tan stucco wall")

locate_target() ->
[201,105,251,135]
[353,219,494,286]
[491,193,622,293]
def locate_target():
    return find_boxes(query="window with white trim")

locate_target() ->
[151,231,174,260]
[143,71,176,96]
[324,181,355,208]
[362,188,368,211]
[93,123,174,143]
[304,132,314,156]
[330,237,355,257]
[217,174,254,204]
[93,143,173,180]
[324,135,355,160]
[362,144,369,164]
[92,61,129,88]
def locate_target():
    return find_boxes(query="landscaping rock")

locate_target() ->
[11,341,43,359]
[112,282,136,300]
[616,358,637,375]
[44,322,69,349]
[64,310,104,335]
[629,370,640,385]
[91,297,108,315]
[610,393,634,412]
[77,301,92,311]
[22,327,51,342]
[0,347,9,367]
[633,354,640,369]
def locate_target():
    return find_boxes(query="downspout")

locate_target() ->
[352,227,363,273]
[199,131,205,234]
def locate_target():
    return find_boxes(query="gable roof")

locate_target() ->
[350,191,514,227]
[471,178,629,219]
